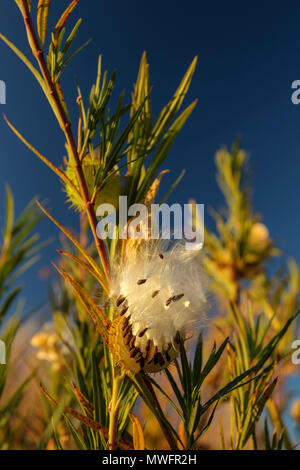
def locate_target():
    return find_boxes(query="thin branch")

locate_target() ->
[18,0,110,280]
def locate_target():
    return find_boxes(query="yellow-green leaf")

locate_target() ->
[3,115,79,196]
[40,382,133,449]
[129,413,145,450]
[57,250,108,293]
[37,0,51,47]
[36,201,108,293]
[54,0,80,42]
[14,0,32,12]
[0,32,61,123]
[150,56,198,146]
[53,264,109,342]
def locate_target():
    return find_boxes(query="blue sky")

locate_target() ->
[1,0,300,314]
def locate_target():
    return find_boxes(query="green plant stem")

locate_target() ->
[18,0,110,281]
[108,370,122,450]
[138,375,179,450]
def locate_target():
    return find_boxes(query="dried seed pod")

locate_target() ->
[65,155,121,212]
[108,314,185,374]
[108,241,209,375]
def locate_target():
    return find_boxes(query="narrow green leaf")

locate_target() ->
[36,201,108,293]
[64,415,87,450]
[0,33,47,97]
[37,0,51,47]
[3,115,79,195]
[150,56,197,145]
[136,100,197,202]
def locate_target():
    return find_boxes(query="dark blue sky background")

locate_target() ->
[1,0,300,314]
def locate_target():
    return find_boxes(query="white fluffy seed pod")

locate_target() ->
[110,240,210,356]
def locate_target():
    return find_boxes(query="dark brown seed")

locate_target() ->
[158,253,164,259]
[123,325,132,337]
[120,305,129,316]
[138,328,148,337]
[143,347,150,361]
[144,340,151,360]
[152,290,160,298]
[129,337,136,349]
[173,293,184,302]
[165,350,171,362]
[137,357,145,368]
[122,317,129,331]
[129,348,137,358]
[130,347,140,358]
[125,333,133,346]
[174,331,181,344]
[137,279,147,285]
[153,347,159,365]
[157,353,165,367]
[116,295,126,307]
[165,296,173,307]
